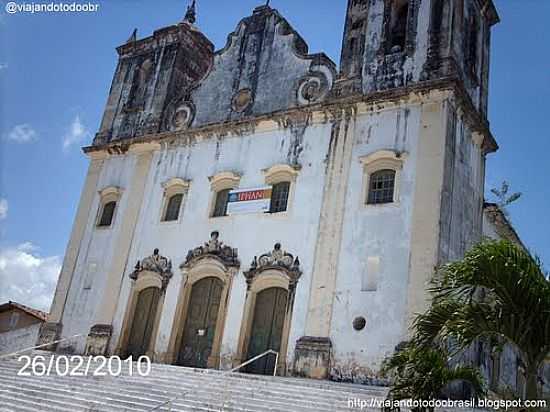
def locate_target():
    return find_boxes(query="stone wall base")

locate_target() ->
[36,322,62,351]
[292,336,332,380]
[85,324,113,356]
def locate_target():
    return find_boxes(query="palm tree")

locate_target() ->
[382,343,486,412]
[413,240,550,400]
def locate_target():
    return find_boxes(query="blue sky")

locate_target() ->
[0,0,548,309]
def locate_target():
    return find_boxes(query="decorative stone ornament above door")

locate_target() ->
[236,243,302,375]
[245,243,302,290]
[183,231,240,269]
[115,249,173,360]
[167,232,240,368]
[130,248,173,290]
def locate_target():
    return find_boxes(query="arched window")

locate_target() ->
[163,194,184,222]
[360,150,406,207]
[98,201,117,226]
[367,170,396,205]
[213,189,231,218]
[209,172,241,218]
[263,164,299,215]
[160,178,190,223]
[96,186,122,229]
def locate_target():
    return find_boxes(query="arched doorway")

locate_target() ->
[244,287,288,375]
[235,243,302,376]
[176,277,224,368]
[117,249,173,360]
[125,287,161,358]
[167,232,240,369]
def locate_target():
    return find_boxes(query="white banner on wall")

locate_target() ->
[227,187,272,215]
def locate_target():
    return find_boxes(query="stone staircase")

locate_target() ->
[0,351,389,412]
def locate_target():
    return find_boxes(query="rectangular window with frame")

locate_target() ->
[98,201,117,227]
[212,189,231,217]
[163,193,184,222]
[270,182,290,213]
[367,170,396,205]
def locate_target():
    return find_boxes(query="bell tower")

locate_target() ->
[338,0,499,118]
[340,0,369,81]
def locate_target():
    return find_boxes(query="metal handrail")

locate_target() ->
[0,334,84,360]
[149,349,279,411]
[229,349,279,376]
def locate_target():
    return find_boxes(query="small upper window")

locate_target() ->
[367,170,396,205]
[270,182,290,214]
[163,194,184,222]
[213,189,231,218]
[98,201,117,227]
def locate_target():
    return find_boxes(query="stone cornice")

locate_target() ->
[83,78,498,158]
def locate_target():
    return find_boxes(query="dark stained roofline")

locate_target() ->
[0,301,48,322]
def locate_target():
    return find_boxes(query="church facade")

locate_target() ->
[40,0,500,382]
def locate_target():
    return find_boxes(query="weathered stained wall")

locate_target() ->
[95,22,214,145]
[329,105,420,383]
[0,310,42,334]
[438,102,485,265]
[95,5,336,146]
[189,6,336,128]
[109,118,333,367]
[58,155,139,353]
[0,323,42,355]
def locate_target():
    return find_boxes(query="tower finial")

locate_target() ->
[184,0,196,24]
[126,28,137,44]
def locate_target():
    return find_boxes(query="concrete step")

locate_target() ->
[0,364,382,412]
[0,352,388,412]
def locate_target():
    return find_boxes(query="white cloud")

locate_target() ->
[4,124,38,143]
[62,115,90,152]
[0,198,7,220]
[0,243,61,312]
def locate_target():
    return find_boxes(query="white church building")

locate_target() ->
[39,0,500,383]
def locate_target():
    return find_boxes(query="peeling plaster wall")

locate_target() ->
[58,155,138,353]
[438,105,485,264]
[358,0,430,94]
[329,106,420,383]
[0,323,42,355]
[190,7,335,127]
[107,121,334,366]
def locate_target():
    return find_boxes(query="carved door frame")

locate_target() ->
[235,244,302,375]
[117,270,167,359]
[235,271,294,375]
[167,257,238,368]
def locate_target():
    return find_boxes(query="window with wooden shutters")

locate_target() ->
[367,170,396,205]
[163,193,183,222]
[212,189,231,217]
[270,182,290,213]
[98,201,117,227]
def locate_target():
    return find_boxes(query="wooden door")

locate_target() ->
[177,277,223,368]
[245,287,288,375]
[126,287,160,358]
